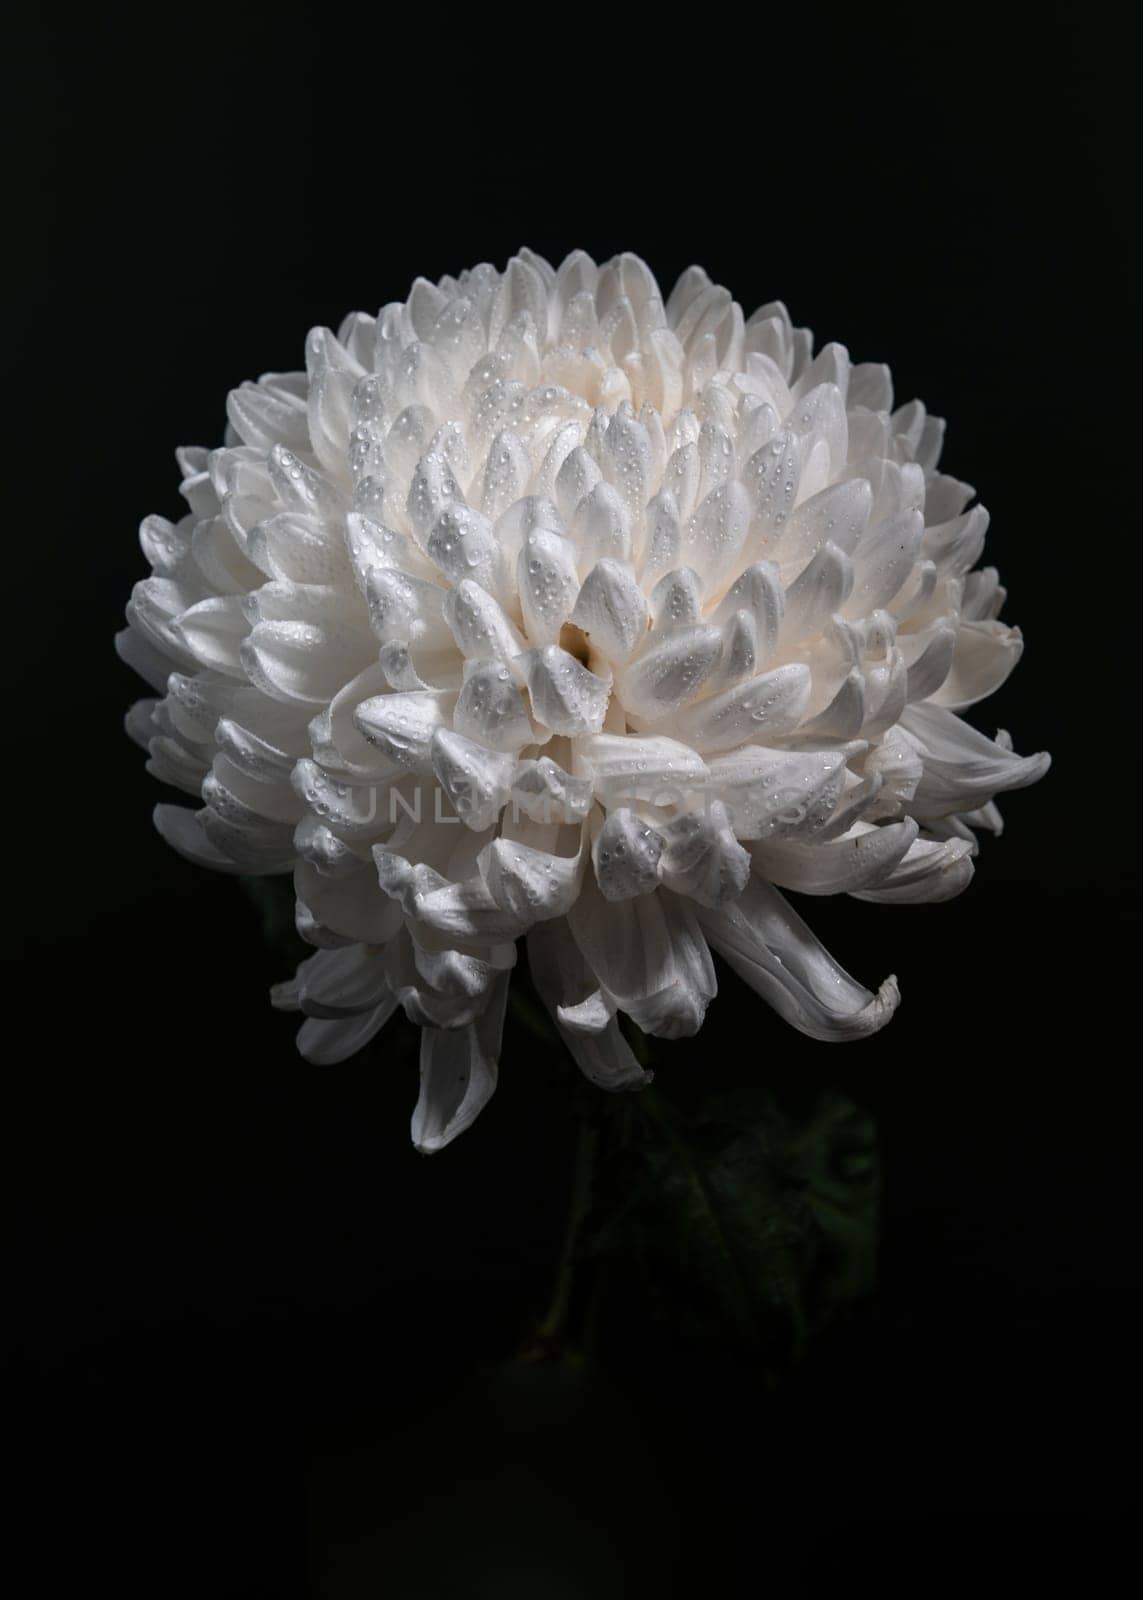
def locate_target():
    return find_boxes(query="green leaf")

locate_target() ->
[587,1079,879,1363]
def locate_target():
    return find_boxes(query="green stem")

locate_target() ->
[537,1114,598,1345]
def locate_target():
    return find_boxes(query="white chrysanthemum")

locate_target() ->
[120,250,1048,1150]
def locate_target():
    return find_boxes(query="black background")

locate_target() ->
[9,6,1137,1591]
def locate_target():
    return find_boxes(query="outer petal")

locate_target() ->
[293,943,390,1019]
[750,818,918,895]
[566,876,715,1039]
[527,917,651,1091]
[928,620,1023,711]
[153,803,255,873]
[851,836,976,903]
[902,703,1050,815]
[297,1000,398,1065]
[696,875,899,1042]
[412,971,509,1153]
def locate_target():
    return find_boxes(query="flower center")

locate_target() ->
[558,622,592,667]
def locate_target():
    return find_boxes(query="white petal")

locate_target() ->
[844,509,925,617]
[640,488,682,582]
[601,405,652,517]
[342,512,422,595]
[125,697,158,751]
[479,826,586,922]
[139,512,193,578]
[241,618,370,705]
[902,703,1050,815]
[577,733,708,804]
[406,446,465,540]
[787,382,848,475]
[518,528,581,646]
[847,362,893,410]
[309,662,399,781]
[862,727,923,819]
[427,503,502,595]
[521,646,611,736]
[799,667,866,740]
[409,875,533,941]
[570,560,649,662]
[742,430,803,541]
[509,756,594,824]
[297,1000,398,1065]
[479,428,531,520]
[681,481,752,593]
[198,802,297,872]
[960,567,1006,622]
[617,624,722,722]
[852,836,976,904]
[791,342,850,405]
[929,620,1023,711]
[173,594,248,678]
[922,505,989,576]
[216,715,301,784]
[296,856,403,943]
[152,803,252,872]
[411,972,509,1153]
[444,578,526,665]
[226,379,310,453]
[191,515,264,594]
[555,445,602,526]
[593,809,664,900]
[430,728,516,830]
[780,542,854,644]
[354,690,456,772]
[706,746,850,840]
[780,477,872,564]
[751,818,918,894]
[712,562,784,664]
[571,481,633,567]
[454,660,535,752]
[294,943,390,1019]
[527,918,650,1091]
[115,624,180,693]
[696,876,899,1042]
[267,444,344,519]
[386,931,507,1029]
[924,476,976,525]
[649,567,703,629]
[900,621,958,703]
[657,801,751,908]
[566,876,715,1039]
[365,567,448,648]
[666,663,811,753]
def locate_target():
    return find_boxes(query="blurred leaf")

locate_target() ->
[588,1080,879,1364]
[237,874,307,971]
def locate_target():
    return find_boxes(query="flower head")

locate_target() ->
[120,250,1048,1150]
